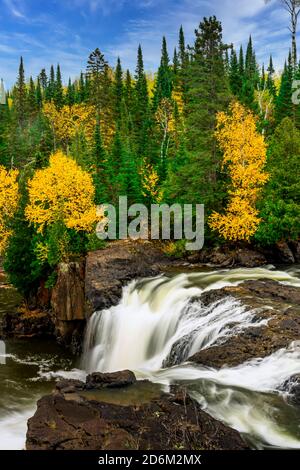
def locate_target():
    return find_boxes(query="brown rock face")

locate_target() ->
[26,372,248,451]
[189,280,300,368]
[85,241,168,313]
[51,262,86,353]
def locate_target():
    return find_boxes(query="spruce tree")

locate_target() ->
[275,53,293,123]
[66,78,75,106]
[166,16,231,216]
[54,64,64,109]
[39,68,48,92]
[36,78,43,109]
[114,57,123,124]
[153,37,173,110]
[267,55,277,97]
[229,49,241,96]
[46,65,55,102]
[14,56,27,125]
[27,77,38,116]
[133,45,149,159]
[86,48,107,112]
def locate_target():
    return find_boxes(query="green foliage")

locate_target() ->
[256,118,300,245]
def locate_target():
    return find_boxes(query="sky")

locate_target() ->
[0,0,294,87]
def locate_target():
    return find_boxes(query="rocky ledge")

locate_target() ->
[26,370,248,451]
[189,279,300,368]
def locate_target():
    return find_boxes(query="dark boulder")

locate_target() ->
[86,370,136,389]
[26,373,248,451]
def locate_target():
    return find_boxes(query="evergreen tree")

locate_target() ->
[229,49,241,96]
[153,37,173,110]
[173,48,179,76]
[45,65,55,102]
[27,77,38,116]
[86,48,107,112]
[275,53,293,123]
[166,16,231,217]
[256,117,300,244]
[238,45,244,77]
[14,56,27,124]
[54,64,64,109]
[267,55,277,97]
[36,78,43,109]
[133,45,149,159]
[114,57,123,124]
[39,69,48,92]
[66,78,75,106]
[179,25,187,67]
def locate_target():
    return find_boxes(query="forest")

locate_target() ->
[0,14,299,296]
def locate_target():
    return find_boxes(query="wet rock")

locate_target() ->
[51,262,86,354]
[279,374,300,405]
[187,246,267,268]
[85,241,169,313]
[275,241,295,264]
[26,375,248,451]
[189,280,300,368]
[1,309,54,339]
[86,370,136,389]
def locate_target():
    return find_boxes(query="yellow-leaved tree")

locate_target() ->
[209,102,268,242]
[43,102,96,150]
[25,151,100,234]
[0,167,19,253]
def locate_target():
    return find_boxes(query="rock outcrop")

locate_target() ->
[85,241,169,313]
[26,371,249,451]
[189,279,300,368]
[51,261,86,354]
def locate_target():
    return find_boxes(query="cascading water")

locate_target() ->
[82,267,300,449]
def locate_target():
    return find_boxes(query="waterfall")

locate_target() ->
[82,267,300,449]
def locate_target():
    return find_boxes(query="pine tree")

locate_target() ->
[114,57,123,124]
[39,69,48,92]
[86,48,107,112]
[46,65,55,102]
[173,48,179,76]
[166,16,231,216]
[27,77,38,116]
[89,119,106,203]
[238,45,244,77]
[229,49,241,96]
[240,36,259,110]
[54,64,64,109]
[66,78,75,106]
[14,56,27,125]
[133,45,149,159]
[36,78,43,109]
[179,25,187,68]
[77,72,87,103]
[275,53,293,123]
[153,37,173,110]
[267,55,277,97]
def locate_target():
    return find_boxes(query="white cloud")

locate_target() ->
[3,0,26,18]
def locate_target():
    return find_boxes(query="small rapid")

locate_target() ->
[82,266,300,449]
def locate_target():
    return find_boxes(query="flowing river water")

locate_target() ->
[1,265,300,449]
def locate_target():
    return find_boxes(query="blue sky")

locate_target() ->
[0,0,293,87]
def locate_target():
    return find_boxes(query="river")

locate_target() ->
[1,265,300,449]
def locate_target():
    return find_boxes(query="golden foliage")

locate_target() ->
[209,102,268,242]
[43,102,96,146]
[140,159,162,203]
[155,98,175,133]
[25,151,101,233]
[0,167,19,253]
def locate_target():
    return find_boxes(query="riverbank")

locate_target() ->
[2,243,300,450]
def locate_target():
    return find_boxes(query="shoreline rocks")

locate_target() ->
[26,371,249,451]
[189,279,300,368]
